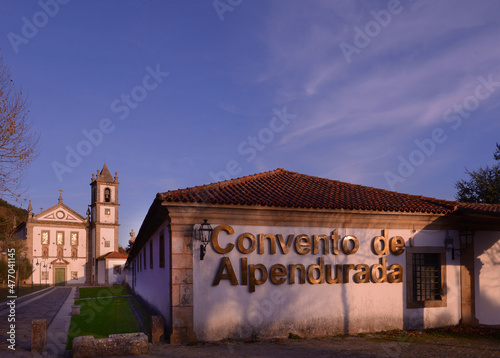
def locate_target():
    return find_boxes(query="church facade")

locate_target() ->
[21,164,126,286]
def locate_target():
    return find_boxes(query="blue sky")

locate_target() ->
[1,0,500,247]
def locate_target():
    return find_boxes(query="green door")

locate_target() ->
[55,268,65,286]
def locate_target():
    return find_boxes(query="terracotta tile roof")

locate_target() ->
[157,168,478,215]
[98,251,128,260]
[456,202,500,216]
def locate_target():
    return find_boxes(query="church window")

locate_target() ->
[41,271,48,280]
[56,232,64,245]
[104,241,110,248]
[70,232,78,246]
[159,231,165,268]
[104,188,111,202]
[42,248,48,258]
[71,248,77,258]
[71,271,78,280]
[41,231,49,245]
[105,208,111,215]
[57,248,63,258]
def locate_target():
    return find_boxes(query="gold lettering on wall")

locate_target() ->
[353,264,370,283]
[209,225,407,293]
[258,234,277,254]
[249,264,268,293]
[313,235,329,255]
[277,234,294,254]
[211,224,235,254]
[237,233,257,254]
[372,229,389,255]
[307,257,325,284]
[270,264,287,285]
[342,235,359,255]
[388,264,403,283]
[213,257,238,285]
[390,236,405,255]
[326,264,342,283]
[289,264,306,284]
[295,234,311,255]
[370,257,387,283]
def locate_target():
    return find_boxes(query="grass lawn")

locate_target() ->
[78,285,128,299]
[0,284,49,303]
[67,296,141,349]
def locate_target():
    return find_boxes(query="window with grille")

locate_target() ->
[406,247,447,308]
[412,253,441,302]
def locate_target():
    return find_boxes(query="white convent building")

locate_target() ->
[19,164,127,286]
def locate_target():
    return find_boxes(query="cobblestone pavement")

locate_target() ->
[127,335,500,358]
[0,287,72,356]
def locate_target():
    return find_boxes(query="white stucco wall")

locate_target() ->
[97,260,106,284]
[193,225,461,341]
[130,221,171,327]
[106,258,126,285]
[475,231,500,325]
[100,228,115,255]
[100,206,116,224]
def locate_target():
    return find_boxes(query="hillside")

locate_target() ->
[0,199,28,241]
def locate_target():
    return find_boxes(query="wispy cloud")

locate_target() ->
[257,1,500,150]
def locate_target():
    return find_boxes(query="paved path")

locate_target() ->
[0,287,73,357]
[131,335,500,358]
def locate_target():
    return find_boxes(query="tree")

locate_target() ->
[118,245,128,256]
[0,56,39,200]
[0,227,32,287]
[455,143,500,203]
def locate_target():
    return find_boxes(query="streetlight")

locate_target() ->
[445,228,475,260]
[0,242,7,289]
[198,219,213,260]
[16,251,28,294]
[0,241,7,256]
[32,257,39,290]
[44,264,51,287]
[40,261,46,287]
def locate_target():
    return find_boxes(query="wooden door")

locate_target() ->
[55,268,65,286]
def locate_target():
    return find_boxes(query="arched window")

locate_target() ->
[104,188,111,202]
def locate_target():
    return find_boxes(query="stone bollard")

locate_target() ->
[31,319,47,353]
[72,305,81,315]
[151,315,165,343]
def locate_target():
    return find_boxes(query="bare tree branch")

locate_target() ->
[0,56,39,200]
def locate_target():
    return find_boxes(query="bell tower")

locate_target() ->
[88,164,120,284]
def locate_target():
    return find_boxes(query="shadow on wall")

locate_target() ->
[476,236,500,325]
